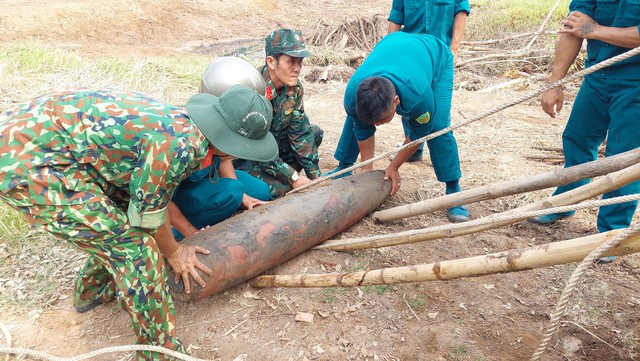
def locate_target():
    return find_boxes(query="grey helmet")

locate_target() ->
[199,57,266,97]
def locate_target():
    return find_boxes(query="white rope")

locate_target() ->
[530,222,640,361]
[290,45,640,195]
[0,319,11,361]
[0,344,209,361]
[0,322,209,361]
[316,193,640,249]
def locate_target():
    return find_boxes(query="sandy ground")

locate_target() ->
[1,1,639,360]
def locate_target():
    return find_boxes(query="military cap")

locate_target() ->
[265,29,312,58]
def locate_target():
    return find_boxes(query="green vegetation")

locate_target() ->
[466,0,571,41]
[317,287,350,303]
[0,42,209,108]
[361,284,393,295]
[404,292,427,310]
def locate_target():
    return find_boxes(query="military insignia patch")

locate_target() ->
[265,86,275,101]
[416,112,431,125]
[285,108,293,115]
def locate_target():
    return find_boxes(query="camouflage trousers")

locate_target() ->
[236,124,324,199]
[1,188,185,361]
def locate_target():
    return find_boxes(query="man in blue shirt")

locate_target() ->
[531,1,640,263]
[377,0,470,223]
[326,32,469,222]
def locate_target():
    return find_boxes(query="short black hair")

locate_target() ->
[356,76,396,125]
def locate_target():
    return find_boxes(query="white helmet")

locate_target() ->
[199,57,266,97]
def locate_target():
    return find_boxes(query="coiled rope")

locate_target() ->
[289,45,640,195]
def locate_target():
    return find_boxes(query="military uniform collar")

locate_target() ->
[261,65,283,101]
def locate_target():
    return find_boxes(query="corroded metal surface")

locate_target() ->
[172,170,391,299]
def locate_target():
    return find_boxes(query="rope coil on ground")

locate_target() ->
[289,45,640,195]
[316,193,640,249]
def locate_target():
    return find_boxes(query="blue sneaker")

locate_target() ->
[445,185,469,222]
[447,205,469,222]
[595,256,617,265]
[528,212,574,225]
[322,162,354,179]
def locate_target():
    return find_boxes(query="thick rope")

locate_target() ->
[530,222,640,361]
[0,318,207,361]
[315,193,640,249]
[289,45,640,195]
[0,319,10,361]
[0,344,209,361]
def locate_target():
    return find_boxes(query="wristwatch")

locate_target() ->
[289,171,300,183]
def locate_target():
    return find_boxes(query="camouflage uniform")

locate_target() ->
[234,29,323,199]
[0,88,209,360]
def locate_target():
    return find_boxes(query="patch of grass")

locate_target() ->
[446,344,468,361]
[467,0,571,42]
[317,287,351,303]
[404,293,427,311]
[344,259,370,273]
[361,285,393,295]
[619,331,639,359]
[0,42,210,106]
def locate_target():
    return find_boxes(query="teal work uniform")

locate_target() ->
[171,156,270,240]
[0,88,208,360]
[551,0,640,232]
[333,32,461,183]
[234,65,323,199]
[388,0,470,46]
[388,0,470,159]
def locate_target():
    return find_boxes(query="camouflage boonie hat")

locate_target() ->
[265,29,313,58]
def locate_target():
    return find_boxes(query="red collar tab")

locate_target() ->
[201,146,214,169]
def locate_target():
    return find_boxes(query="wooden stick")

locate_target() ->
[373,148,640,222]
[478,79,526,93]
[250,229,639,288]
[223,319,248,337]
[532,146,563,153]
[334,162,640,251]
[523,0,563,51]
[524,154,565,161]
[460,31,557,46]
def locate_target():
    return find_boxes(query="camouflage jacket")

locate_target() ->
[0,88,209,230]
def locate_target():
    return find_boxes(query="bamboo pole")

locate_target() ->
[373,148,640,222]
[250,229,638,289]
[328,162,640,251]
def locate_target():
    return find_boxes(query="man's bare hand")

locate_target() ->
[242,194,268,210]
[166,243,213,294]
[384,165,401,196]
[560,11,599,39]
[291,174,312,188]
[541,86,564,118]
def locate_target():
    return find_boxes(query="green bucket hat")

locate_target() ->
[265,29,313,58]
[186,84,278,163]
